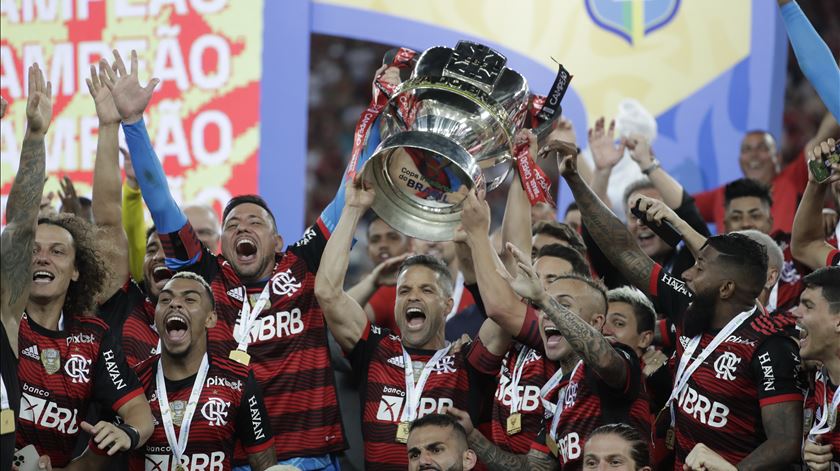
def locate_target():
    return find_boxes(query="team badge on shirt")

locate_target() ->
[40,348,61,375]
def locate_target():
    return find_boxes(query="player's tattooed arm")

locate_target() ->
[546,147,656,294]
[247,447,277,471]
[737,401,802,470]
[1,64,50,354]
[468,429,556,471]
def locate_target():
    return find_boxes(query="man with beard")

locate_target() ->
[406,414,477,471]
[792,138,840,269]
[792,267,840,470]
[314,177,507,470]
[543,139,804,470]
[0,68,48,471]
[103,49,383,469]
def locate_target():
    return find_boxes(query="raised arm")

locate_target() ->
[587,117,626,207]
[1,65,51,355]
[100,50,186,237]
[500,130,535,272]
[121,154,147,281]
[314,176,375,353]
[635,195,708,257]
[625,134,684,209]
[501,242,628,390]
[545,142,656,294]
[791,139,840,269]
[88,63,130,301]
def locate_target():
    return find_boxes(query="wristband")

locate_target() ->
[641,159,660,175]
[118,423,140,450]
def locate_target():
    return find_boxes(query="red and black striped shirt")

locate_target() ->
[530,343,652,471]
[649,264,804,469]
[809,369,839,469]
[16,314,143,467]
[159,220,344,462]
[125,354,273,471]
[348,322,500,470]
[98,279,159,368]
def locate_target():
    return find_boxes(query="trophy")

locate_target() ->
[361,41,536,241]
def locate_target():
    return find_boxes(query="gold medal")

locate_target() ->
[506,413,522,435]
[229,349,251,366]
[395,421,410,444]
[0,409,14,434]
[170,400,186,427]
[546,435,559,457]
[665,428,675,450]
[174,464,186,471]
[40,348,61,375]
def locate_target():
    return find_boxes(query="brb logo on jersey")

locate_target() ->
[713,352,741,381]
[201,398,230,427]
[64,354,92,384]
[585,0,681,45]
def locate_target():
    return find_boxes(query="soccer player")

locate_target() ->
[407,414,477,471]
[102,49,379,468]
[792,267,840,470]
[83,62,160,368]
[314,177,508,470]
[0,67,49,471]
[792,138,840,269]
[582,423,652,471]
[547,139,805,469]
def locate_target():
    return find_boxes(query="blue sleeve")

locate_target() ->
[319,118,382,234]
[781,1,840,120]
[121,119,188,234]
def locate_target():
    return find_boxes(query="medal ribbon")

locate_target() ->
[539,365,566,415]
[444,272,465,322]
[400,345,453,423]
[548,360,583,441]
[667,309,754,427]
[346,48,417,180]
[508,345,532,415]
[233,283,272,354]
[515,140,554,207]
[157,354,210,466]
[809,368,840,437]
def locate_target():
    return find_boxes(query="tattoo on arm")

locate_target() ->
[247,448,277,471]
[542,296,627,388]
[468,429,531,471]
[2,136,46,309]
[567,176,655,293]
[737,401,802,470]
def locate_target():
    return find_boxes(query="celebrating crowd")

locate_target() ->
[1,1,839,471]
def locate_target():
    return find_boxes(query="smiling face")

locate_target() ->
[221,203,280,282]
[625,187,671,260]
[143,232,173,300]
[602,301,651,356]
[539,279,605,362]
[30,223,79,305]
[155,277,217,358]
[793,287,840,362]
[394,265,453,349]
[738,132,778,184]
[724,196,773,234]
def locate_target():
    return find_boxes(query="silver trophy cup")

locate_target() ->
[362,41,530,241]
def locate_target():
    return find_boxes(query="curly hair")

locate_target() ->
[38,215,111,316]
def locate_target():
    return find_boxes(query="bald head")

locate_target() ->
[184,204,221,252]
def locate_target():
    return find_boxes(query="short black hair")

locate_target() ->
[146,225,157,240]
[409,413,468,444]
[531,220,586,255]
[536,243,591,277]
[564,202,578,216]
[398,254,453,297]
[168,271,215,310]
[587,423,650,468]
[802,267,840,313]
[704,233,768,299]
[724,178,773,209]
[222,195,277,232]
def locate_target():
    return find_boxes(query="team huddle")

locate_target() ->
[1,1,840,471]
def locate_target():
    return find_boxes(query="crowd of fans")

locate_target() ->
[0,1,839,471]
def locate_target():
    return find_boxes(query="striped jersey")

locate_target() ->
[348,322,500,470]
[16,313,143,467]
[126,354,273,471]
[98,279,159,367]
[809,368,839,469]
[159,220,344,462]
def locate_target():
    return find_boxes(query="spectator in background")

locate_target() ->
[183,204,221,253]
[58,176,93,223]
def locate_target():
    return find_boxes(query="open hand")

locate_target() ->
[58,176,81,216]
[624,133,655,168]
[86,63,121,126]
[588,117,625,170]
[99,50,160,124]
[26,63,53,137]
[81,420,132,456]
[443,406,475,435]
[497,242,547,306]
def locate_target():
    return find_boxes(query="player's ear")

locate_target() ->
[274,234,284,254]
[206,310,217,329]
[462,449,477,470]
